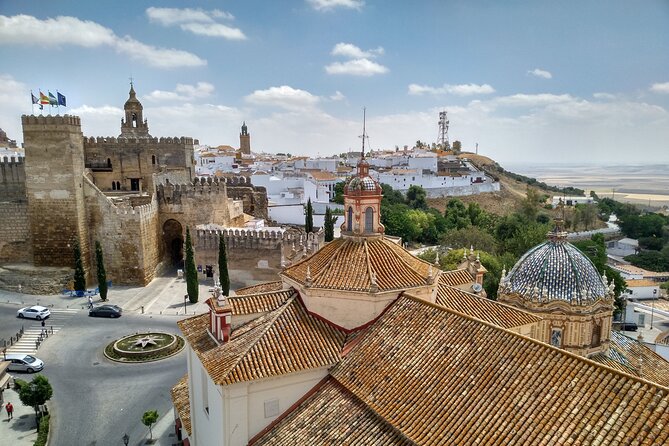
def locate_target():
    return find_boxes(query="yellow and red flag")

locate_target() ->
[39,91,50,105]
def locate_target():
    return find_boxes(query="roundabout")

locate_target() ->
[104,331,185,363]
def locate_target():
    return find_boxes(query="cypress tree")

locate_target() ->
[305,198,314,233]
[185,227,199,303]
[95,241,108,301]
[324,206,335,242]
[72,240,86,292]
[218,235,230,296]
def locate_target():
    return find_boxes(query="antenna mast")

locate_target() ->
[360,107,367,157]
[437,110,450,150]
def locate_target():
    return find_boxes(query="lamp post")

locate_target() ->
[122,433,129,445]
[650,288,657,329]
[184,294,188,315]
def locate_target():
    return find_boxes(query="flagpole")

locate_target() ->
[30,90,34,114]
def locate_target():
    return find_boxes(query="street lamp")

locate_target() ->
[122,433,129,446]
[650,288,657,329]
[184,294,188,315]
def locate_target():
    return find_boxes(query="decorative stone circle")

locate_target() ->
[104,332,185,363]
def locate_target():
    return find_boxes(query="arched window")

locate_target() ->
[107,158,112,168]
[347,207,353,232]
[365,207,374,233]
[112,182,116,191]
[591,321,601,347]
[152,155,156,165]
[116,181,121,190]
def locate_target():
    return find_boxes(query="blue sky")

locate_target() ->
[1,0,668,164]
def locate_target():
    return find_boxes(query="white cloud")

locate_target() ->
[528,68,553,79]
[650,82,669,94]
[144,82,215,102]
[331,43,383,58]
[180,23,246,40]
[593,92,616,100]
[491,93,573,107]
[114,36,206,68]
[330,91,345,101]
[146,7,245,40]
[408,83,495,96]
[307,0,364,11]
[0,15,205,68]
[146,7,234,25]
[325,59,388,76]
[245,86,320,110]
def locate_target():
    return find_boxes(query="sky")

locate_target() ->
[1,0,668,165]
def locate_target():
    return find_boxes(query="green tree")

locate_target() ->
[72,240,86,292]
[406,185,428,210]
[18,375,53,429]
[218,236,230,296]
[324,207,336,242]
[305,198,314,233]
[444,199,471,231]
[95,241,108,301]
[519,187,541,222]
[624,250,669,272]
[442,227,498,254]
[332,182,345,204]
[142,410,159,441]
[380,183,405,206]
[185,227,198,303]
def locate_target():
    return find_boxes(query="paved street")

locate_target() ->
[0,272,244,446]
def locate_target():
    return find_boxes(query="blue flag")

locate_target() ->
[48,92,58,106]
[31,91,39,104]
[57,92,66,107]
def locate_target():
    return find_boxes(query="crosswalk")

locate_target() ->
[6,308,79,355]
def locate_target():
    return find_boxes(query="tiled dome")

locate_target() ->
[501,238,608,304]
[348,176,377,191]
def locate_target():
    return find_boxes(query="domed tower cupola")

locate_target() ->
[341,109,384,238]
[120,81,150,137]
[498,215,615,357]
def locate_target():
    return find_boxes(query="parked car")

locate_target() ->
[89,304,123,318]
[5,353,44,373]
[16,305,51,320]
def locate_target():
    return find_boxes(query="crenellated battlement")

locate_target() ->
[83,135,195,147]
[0,155,26,201]
[0,155,24,165]
[84,176,158,220]
[21,114,81,127]
[156,178,229,204]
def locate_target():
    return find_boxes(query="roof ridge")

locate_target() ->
[310,238,349,282]
[400,294,669,391]
[363,238,373,291]
[436,282,540,320]
[219,293,297,383]
[382,238,432,281]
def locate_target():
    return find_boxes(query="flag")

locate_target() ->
[57,92,66,107]
[31,91,39,105]
[39,91,49,105]
[48,92,58,106]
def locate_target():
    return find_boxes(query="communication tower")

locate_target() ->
[437,111,450,150]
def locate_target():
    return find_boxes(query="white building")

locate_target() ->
[552,196,595,207]
[606,238,639,258]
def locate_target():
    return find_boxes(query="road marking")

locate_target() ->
[6,308,80,355]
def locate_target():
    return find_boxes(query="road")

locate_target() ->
[1,304,187,446]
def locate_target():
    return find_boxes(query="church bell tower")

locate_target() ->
[120,81,150,137]
[239,121,251,155]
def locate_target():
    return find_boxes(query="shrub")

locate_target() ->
[34,414,50,446]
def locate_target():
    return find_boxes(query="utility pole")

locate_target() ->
[437,111,450,150]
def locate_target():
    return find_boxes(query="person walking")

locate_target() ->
[88,295,93,309]
[5,402,13,420]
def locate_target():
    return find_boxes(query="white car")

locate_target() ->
[17,305,51,320]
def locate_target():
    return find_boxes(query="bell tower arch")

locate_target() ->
[120,81,150,137]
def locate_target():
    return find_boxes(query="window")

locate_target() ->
[550,328,562,348]
[365,207,374,233]
[201,369,209,416]
[151,155,156,165]
[112,182,116,191]
[347,207,353,232]
[591,321,601,347]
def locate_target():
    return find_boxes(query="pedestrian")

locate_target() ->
[5,401,13,420]
[88,295,93,309]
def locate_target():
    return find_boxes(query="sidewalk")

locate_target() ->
[0,387,39,446]
[0,274,221,317]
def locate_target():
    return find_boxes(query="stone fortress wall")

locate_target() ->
[0,156,31,263]
[193,227,324,286]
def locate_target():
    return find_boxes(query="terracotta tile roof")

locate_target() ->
[330,295,669,445]
[281,237,434,292]
[228,289,291,315]
[433,283,541,329]
[438,268,473,287]
[589,331,669,387]
[170,374,191,436]
[252,378,414,446]
[180,296,347,385]
[235,281,284,295]
[626,279,660,287]
[308,171,337,181]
